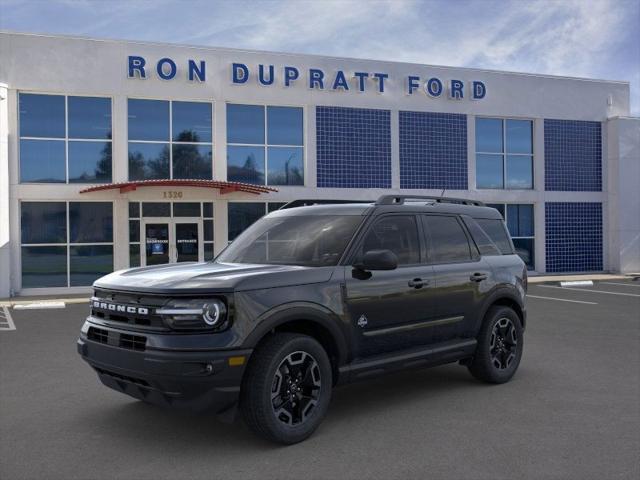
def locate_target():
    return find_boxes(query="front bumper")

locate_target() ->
[77,322,251,413]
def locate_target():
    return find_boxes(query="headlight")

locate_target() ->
[156,299,228,331]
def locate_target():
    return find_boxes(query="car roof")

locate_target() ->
[268,201,503,220]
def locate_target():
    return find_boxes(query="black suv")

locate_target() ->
[78,195,527,444]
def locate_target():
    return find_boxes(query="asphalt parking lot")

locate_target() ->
[1,280,639,480]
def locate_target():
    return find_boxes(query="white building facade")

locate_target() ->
[0,32,638,297]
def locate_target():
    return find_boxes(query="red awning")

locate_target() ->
[79,179,278,195]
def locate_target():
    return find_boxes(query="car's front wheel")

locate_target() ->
[240,333,332,444]
[468,306,524,384]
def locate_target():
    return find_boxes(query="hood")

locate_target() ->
[93,262,335,294]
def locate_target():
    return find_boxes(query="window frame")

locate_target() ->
[475,116,534,190]
[226,103,306,186]
[18,92,114,184]
[127,98,214,181]
[19,200,115,288]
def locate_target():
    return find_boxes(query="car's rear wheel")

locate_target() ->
[468,306,523,384]
[240,333,332,444]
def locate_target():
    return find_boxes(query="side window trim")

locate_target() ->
[346,213,423,267]
[421,214,479,266]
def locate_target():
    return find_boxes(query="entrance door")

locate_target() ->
[142,218,203,265]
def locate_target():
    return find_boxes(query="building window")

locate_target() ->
[19,93,112,184]
[487,203,535,269]
[226,104,304,186]
[128,99,213,181]
[227,202,286,242]
[476,118,533,190]
[20,202,113,288]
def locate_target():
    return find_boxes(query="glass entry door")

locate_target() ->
[175,220,201,263]
[142,218,203,265]
[144,222,171,266]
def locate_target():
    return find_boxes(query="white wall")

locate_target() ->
[607,117,640,274]
[0,83,10,298]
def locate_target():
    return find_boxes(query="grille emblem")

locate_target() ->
[92,300,149,315]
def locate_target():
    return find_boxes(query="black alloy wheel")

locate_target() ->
[490,317,518,370]
[271,351,322,426]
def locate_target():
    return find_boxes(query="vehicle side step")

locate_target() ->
[337,338,477,384]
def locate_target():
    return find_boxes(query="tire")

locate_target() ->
[468,306,524,384]
[240,333,332,444]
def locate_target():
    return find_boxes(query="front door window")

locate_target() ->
[175,222,200,263]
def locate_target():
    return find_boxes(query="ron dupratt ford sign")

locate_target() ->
[127,56,487,100]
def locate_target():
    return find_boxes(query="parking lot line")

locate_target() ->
[600,282,640,288]
[527,294,598,305]
[0,306,16,331]
[538,285,640,297]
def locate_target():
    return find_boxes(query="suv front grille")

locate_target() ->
[87,326,147,352]
[91,289,168,331]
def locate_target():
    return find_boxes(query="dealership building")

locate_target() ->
[0,31,638,296]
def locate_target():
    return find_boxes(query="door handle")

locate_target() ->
[470,272,488,282]
[408,278,428,289]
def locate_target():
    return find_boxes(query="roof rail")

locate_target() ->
[279,199,372,209]
[375,195,485,207]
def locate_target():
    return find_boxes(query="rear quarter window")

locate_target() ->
[471,218,514,255]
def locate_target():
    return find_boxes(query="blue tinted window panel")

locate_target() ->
[21,202,67,244]
[267,147,304,185]
[267,106,303,146]
[128,142,170,180]
[227,104,265,144]
[227,145,265,184]
[228,203,266,241]
[21,246,68,288]
[68,141,112,183]
[399,111,467,190]
[476,154,503,189]
[172,101,212,143]
[545,202,603,272]
[19,93,65,138]
[68,96,112,139]
[69,202,113,243]
[20,139,66,183]
[70,245,114,286]
[317,106,391,188]
[128,99,169,141]
[476,118,503,153]
[544,119,602,191]
[172,144,212,179]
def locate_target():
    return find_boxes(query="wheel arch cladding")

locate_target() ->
[243,306,349,383]
[487,297,525,330]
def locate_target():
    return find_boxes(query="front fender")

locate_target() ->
[241,302,350,366]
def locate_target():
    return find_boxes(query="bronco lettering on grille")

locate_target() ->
[93,301,149,315]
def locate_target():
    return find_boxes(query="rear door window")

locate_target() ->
[422,215,472,264]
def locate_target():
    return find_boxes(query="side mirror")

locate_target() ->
[354,249,398,271]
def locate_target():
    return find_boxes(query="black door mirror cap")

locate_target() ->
[354,249,399,271]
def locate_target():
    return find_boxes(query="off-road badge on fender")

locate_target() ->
[357,314,368,328]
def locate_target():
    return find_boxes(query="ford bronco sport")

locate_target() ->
[78,195,527,444]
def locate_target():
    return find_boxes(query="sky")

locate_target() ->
[1,0,639,114]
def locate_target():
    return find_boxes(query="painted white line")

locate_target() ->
[600,282,640,288]
[13,301,66,310]
[0,306,16,331]
[538,285,640,297]
[527,295,597,305]
[560,280,593,287]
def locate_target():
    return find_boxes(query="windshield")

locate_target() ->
[216,215,363,266]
